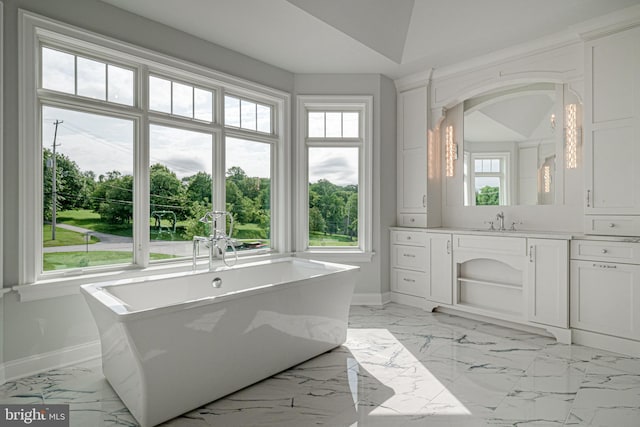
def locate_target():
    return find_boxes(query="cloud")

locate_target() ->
[309,147,358,186]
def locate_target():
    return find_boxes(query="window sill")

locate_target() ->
[13,252,291,302]
[295,250,375,263]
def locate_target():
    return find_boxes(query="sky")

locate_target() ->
[41,47,358,186]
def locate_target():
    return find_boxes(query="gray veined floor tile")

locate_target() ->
[2,303,640,426]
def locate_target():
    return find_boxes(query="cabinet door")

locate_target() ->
[397,86,427,214]
[585,26,640,214]
[426,233,452,304]
[527,239,569,328]
[571,260,640,340]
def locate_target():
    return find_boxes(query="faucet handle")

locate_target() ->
[484,220,495,231]
[509,221,523,231]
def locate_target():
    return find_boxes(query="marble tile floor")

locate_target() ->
[1,303,640,426]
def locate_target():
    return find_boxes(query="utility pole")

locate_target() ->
[51,120,63,240]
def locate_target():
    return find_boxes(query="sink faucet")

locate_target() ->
[192,211,237,270]
[496,211,506,231]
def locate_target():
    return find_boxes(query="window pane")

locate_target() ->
[308,112,325,137]
[308,147,358,247]
[77,57,106,100]
[475,177,500,206]
[42,47,75,94]
[256,104,271,133]
[149,125,213,259]
[224,95,240,127]
[172,82,193,118]
[491,159,500,172]
[240,99,257,131]
[325,112,342,138]
[225,138,271,250]
[42,106,134,271]
[474,159,482,172]
[149,76,171,113]
[108,64,134,106]
[194,88,213,122]
[342,112,359,137]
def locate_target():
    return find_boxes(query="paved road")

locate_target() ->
[45,223,194,257]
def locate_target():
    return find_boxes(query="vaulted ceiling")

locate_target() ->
[100,0,640,78]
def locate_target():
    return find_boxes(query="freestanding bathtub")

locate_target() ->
[81,257,358,427]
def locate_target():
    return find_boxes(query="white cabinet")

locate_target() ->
[391,229,428,298]
[571,240,640,341]
[426,233,452,305]
[584,26,640,234]
[396,86,441,228]
[390,229,452,307]
[527,238,569,328]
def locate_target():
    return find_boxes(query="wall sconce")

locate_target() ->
[565,103,579,169]
[543,165,551,193]
[550,113,556,130]
[445,125,457,177]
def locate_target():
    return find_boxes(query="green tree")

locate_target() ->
[93,172,134,224]
[476,186,500,206]
[309,206,326,233]
[150,163,186,220]
[184,172,212,205]
[43,148,85,220]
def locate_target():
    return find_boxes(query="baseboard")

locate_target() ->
[351,292,390,306]
[572,329,640,358]
[390,292,426,309]
[0,340,101,384]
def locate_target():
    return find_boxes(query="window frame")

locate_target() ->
[469,152,510,206]
[295,95,373,259]
[18,11,290,292]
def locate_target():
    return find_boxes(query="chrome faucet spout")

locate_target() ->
[496,211,506,231]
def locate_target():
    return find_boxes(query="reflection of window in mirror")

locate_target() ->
[463,82,563,206]
[467,153,509,206]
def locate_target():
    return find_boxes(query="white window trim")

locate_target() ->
[295,95,373,260]
[470,152,510,206]
[18,10,291,296]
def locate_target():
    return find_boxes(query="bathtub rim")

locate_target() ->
[80,257,359,322]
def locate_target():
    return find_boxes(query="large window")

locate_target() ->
[20,12,288,284]
[296,96,372,256]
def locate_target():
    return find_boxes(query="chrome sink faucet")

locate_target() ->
[496,211,506,231]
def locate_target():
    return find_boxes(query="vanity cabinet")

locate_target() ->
[391,229,428,297]
[527,238,569,328]
[425,233,452,306]
[396,85,441,228]
[584,25,640,234]
[571,240,640,341]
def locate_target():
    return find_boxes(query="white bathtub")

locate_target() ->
[81,257,358,427]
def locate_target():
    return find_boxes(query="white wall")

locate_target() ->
[294,74,396,300]
[1,0,297,366]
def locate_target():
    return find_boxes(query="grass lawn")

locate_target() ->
[43,251,177,271]
[43,224,100,247]
[57,209,133,237]
[309,231,358,247]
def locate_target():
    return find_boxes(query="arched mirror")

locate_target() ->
[462,82,581,206]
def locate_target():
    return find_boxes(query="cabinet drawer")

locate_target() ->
[391,230,427,246]
[584,216,640,237]
[571,240,640,264]
[398,213,427,228]
[391,268,427,297]
[391,245,427,271]
[453,234,526,255]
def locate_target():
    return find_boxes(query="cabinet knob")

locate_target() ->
[602,249,608,254]
[609,223,615,228]
[410,218,415,223]
[406,236,412,240]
